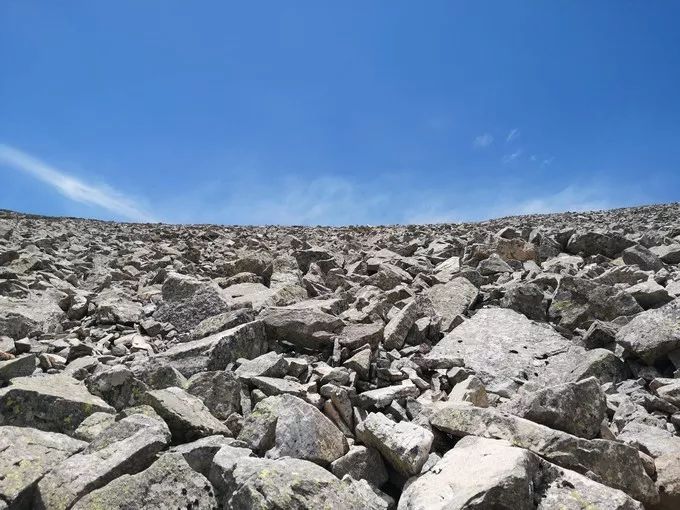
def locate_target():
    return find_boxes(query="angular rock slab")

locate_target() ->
[424,277,478,332]
[398,436,538,510]
[238,394,347,466]
[502,376,606,439]
[399,435,642,510]
[430,403,657,506]
[616,300,680,364]
[219,456,386,510]
[0,426,86,509]
[0,374,114,434]
[144,386,230,442]
[356,412,433,477]
[259,306,344,350]
[425,308,587,391]
[35,413,171,510]
[206,320,269,370]
[548,276,642,330]
[71,453,217,510]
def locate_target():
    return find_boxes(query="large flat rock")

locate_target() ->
[0,374,115,434]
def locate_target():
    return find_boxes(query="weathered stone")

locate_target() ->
[250,375,307,397]
[153,272,233,332]
[217,455,386,510]
[191,307,256,339]
[355,381,420,408]
[650,243,680,264]
[0,374,114,434]
[259,306,344,350]
[0,352,35,382]
[0,426,86,509]
[343,348,371,379]
[503,376,606,438]
[425,308,586,393]
[337,322,384,350]
[567,231,634,258]
[383,300,418,350]
[0,292,65,339]
[92,288,143,325]
[169,435,238,477]
[72,453,217,510]
[238,394,347,466]
[616,300,680,364]
[234,351,288,380]
[206,320,268,370]
[549,276,642,330]
[430,403,657,505]
[74,412,116,441]
[187,370,241,420]
[448,375,488,407]
[399,436,538,510]
[35,413,171,510]
[144,386,230,441]
[622,244,664,271]
[331,445,388,489]
[424,277,478,331]
[356,412,433,477]
[500,282,547,321]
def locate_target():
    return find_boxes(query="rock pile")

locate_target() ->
[1,203,680,509]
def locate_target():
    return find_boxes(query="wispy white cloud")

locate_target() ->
[501,186,611,216]
[403,183,617,224]
[0,144,155,221]
[541,157,554,167]
[506,128,520,143]
[502,149,523,163]
[473,133,494,148]
[206,175,390,226]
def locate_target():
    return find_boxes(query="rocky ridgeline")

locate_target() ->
[2,204,680,509]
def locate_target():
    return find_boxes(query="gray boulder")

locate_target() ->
[259,306,344,350]
[425,308,587,393]
[144,386,230,442]
[187,370,241,420]
[503,376,606,439]
[206,320,268,370]
[0,426,86,509]
[331,445,388,489]
[0,292,66,338]
[399,436,642,510]
[567,231,634,258]
[650,243,680,264]
[430,403,657,506]
[622,244,664,271]
[35,413,171,510]
[356,412,433,477]
[215,455,386,510]
[0,374,114,434]
[92,288,143,325]
[71,453,217,510]
[424,277,478,331]
[549,276,642,330]
[153,272,233,333]
[616,300,680,364]
[383,299,419,351]
[500,282,547,321]
[238,394,347,466]
[0,352,36,382]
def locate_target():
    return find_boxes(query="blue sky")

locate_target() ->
[1,1,679,225]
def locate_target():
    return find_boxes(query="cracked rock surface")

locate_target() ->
[2,204,680,508]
